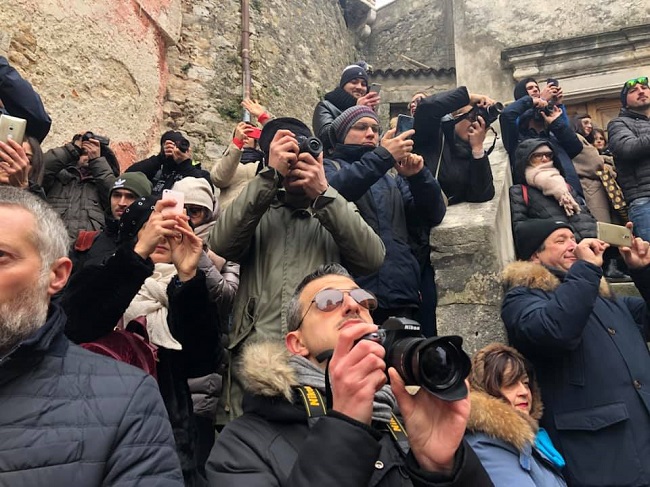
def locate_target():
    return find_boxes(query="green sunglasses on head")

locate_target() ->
[625,76,649,89]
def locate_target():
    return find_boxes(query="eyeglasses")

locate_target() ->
[624,76,649,89]
[297,288,377,328]
[350,122,380,134]
[185,205,206,217]
[530,151,554,162]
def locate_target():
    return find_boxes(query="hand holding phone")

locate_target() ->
[0,114,27,145]
[369,83,381,95]
[161,189,185,217]
[395,114,414,137]
[597,222,632,247]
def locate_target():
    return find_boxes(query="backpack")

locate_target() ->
[81,316,159,379]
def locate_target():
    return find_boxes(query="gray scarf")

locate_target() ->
[289,354,397,424]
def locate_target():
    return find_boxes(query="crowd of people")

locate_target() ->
[0,53,649,486]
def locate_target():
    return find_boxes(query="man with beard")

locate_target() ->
[313,62,380,155]
[127,130,212,195]
[608,77,650,241]
[0,186,183,485]
[208,117,386,420]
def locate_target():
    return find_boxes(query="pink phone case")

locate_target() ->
[161,189,185,216]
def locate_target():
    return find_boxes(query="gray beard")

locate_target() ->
[0,276,49,356]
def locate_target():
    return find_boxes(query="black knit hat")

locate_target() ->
[118,195,160,244]
[258,117,313,157]
[514,77,537,100]
[329,106,379,146]
[339,64,369,89]
[515,218,574,261]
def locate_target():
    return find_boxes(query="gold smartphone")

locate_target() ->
[597,222,633,247]
[0,114,27,145]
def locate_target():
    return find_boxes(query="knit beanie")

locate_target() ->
[514,218,574,261]
[620,77,648,107]
[339,64,369,88]
[118,195,160,244]
[514,77,537,100]
[330,106,379,145]
[172,176,216,212]
[110,172,153,199]
[258,117,313,157]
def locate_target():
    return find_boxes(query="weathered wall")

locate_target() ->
[0,0,358,168]
[452,0,650,102]
[365,0,454,71]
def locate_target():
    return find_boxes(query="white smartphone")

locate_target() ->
[0,114,27,145]
[161,189,185,217]
[597,222,633,247]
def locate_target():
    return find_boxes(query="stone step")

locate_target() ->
[609,281,641,298]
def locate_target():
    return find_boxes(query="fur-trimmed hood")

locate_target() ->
[237,341,299,403]
[502,260,612,298]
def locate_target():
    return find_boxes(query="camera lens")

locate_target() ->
[416,340,462,391]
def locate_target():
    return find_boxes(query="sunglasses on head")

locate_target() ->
[297,288,377,328]
[625,76,649,89]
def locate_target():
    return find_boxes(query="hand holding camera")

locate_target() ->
[381,128,414,163]
[267,129,299,177]
[467,116,488,154]
[539,104,563,125]
[286,136,327,200]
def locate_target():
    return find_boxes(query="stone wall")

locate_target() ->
[365,0,454,71]
[0,0,358,168]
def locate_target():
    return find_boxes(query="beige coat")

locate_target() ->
[571,134,612,223]
[210,143,258,208]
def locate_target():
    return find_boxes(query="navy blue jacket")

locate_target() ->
[324,144,446,309]
[500,96,583,198]
[501,260,650,486]
[0,56,51,142]
[0,304,183,485]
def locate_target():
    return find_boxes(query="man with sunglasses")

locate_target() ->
[608,76,650,241]
[324,106,446,327]
[206,263,492,486]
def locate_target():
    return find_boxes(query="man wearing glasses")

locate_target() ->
[608,76,650,241]
[206,263,492,486]
[323,106,447,326]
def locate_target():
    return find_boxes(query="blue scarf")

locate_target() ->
[535,428,566,468]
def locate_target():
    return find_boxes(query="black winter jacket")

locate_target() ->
[501,260,650,486]
[69,214,120,273]
[0,304,183,485]
[312,87,358,154]
[413,87,495,206]
[62,246,223,486]
[127,153,212,195]
[206,342,493,487]
[325,144,446,309]
[607,108,650,204]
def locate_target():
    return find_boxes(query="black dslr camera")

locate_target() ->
[360,317,471,401]
[534,101,556,121]
[81,131,110,146]
[462,102,504,127]
[295,135,323,159]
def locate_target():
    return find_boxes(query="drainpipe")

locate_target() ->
[241,0,251,121]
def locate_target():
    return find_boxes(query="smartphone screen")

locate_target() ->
[395,114,414,136]
[161,189,185,217]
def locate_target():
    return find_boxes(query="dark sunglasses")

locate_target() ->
[185,205,206,217]
[625,76,648,89]
[298,288,377,328]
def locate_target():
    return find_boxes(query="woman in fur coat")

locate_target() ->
[465,343,567,487]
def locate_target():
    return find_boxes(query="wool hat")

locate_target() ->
[514,218,574,261]
[329,106,379,145]
[620,77,648,107]
[339,64,369,88]
[118,195,160,244]
[172,176,216,212]
[514,77,537,100]
[258,117,313,157]
[110,172,153,199]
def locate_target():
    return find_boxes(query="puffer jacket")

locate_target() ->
[206,342,493,487]
[325,144,446,310]
[465,344,566,487]
[0,304,183,485]
[607,108,650,204]
[501,260,650,486]
[210,142,259,208]
[127,153,212,195]
[413,86,495,205]
[312,87,358,154]
[509,139,596,256]
[42,143,117,242]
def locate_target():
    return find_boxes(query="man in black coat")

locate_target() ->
[206,263,493,487]
[0,186,183,485]
[501,218,650,486]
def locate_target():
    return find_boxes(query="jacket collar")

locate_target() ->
[324,87,358,111]
[330,143,375,161]
[619,107,649,121]
[239,341,299,402]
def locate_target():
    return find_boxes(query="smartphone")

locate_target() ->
[369,83,381,94]
[597,222,632,247]
[0,114,27,145]
[161,189,185,217]
[395,114,414,136]
[546,78,559,87]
